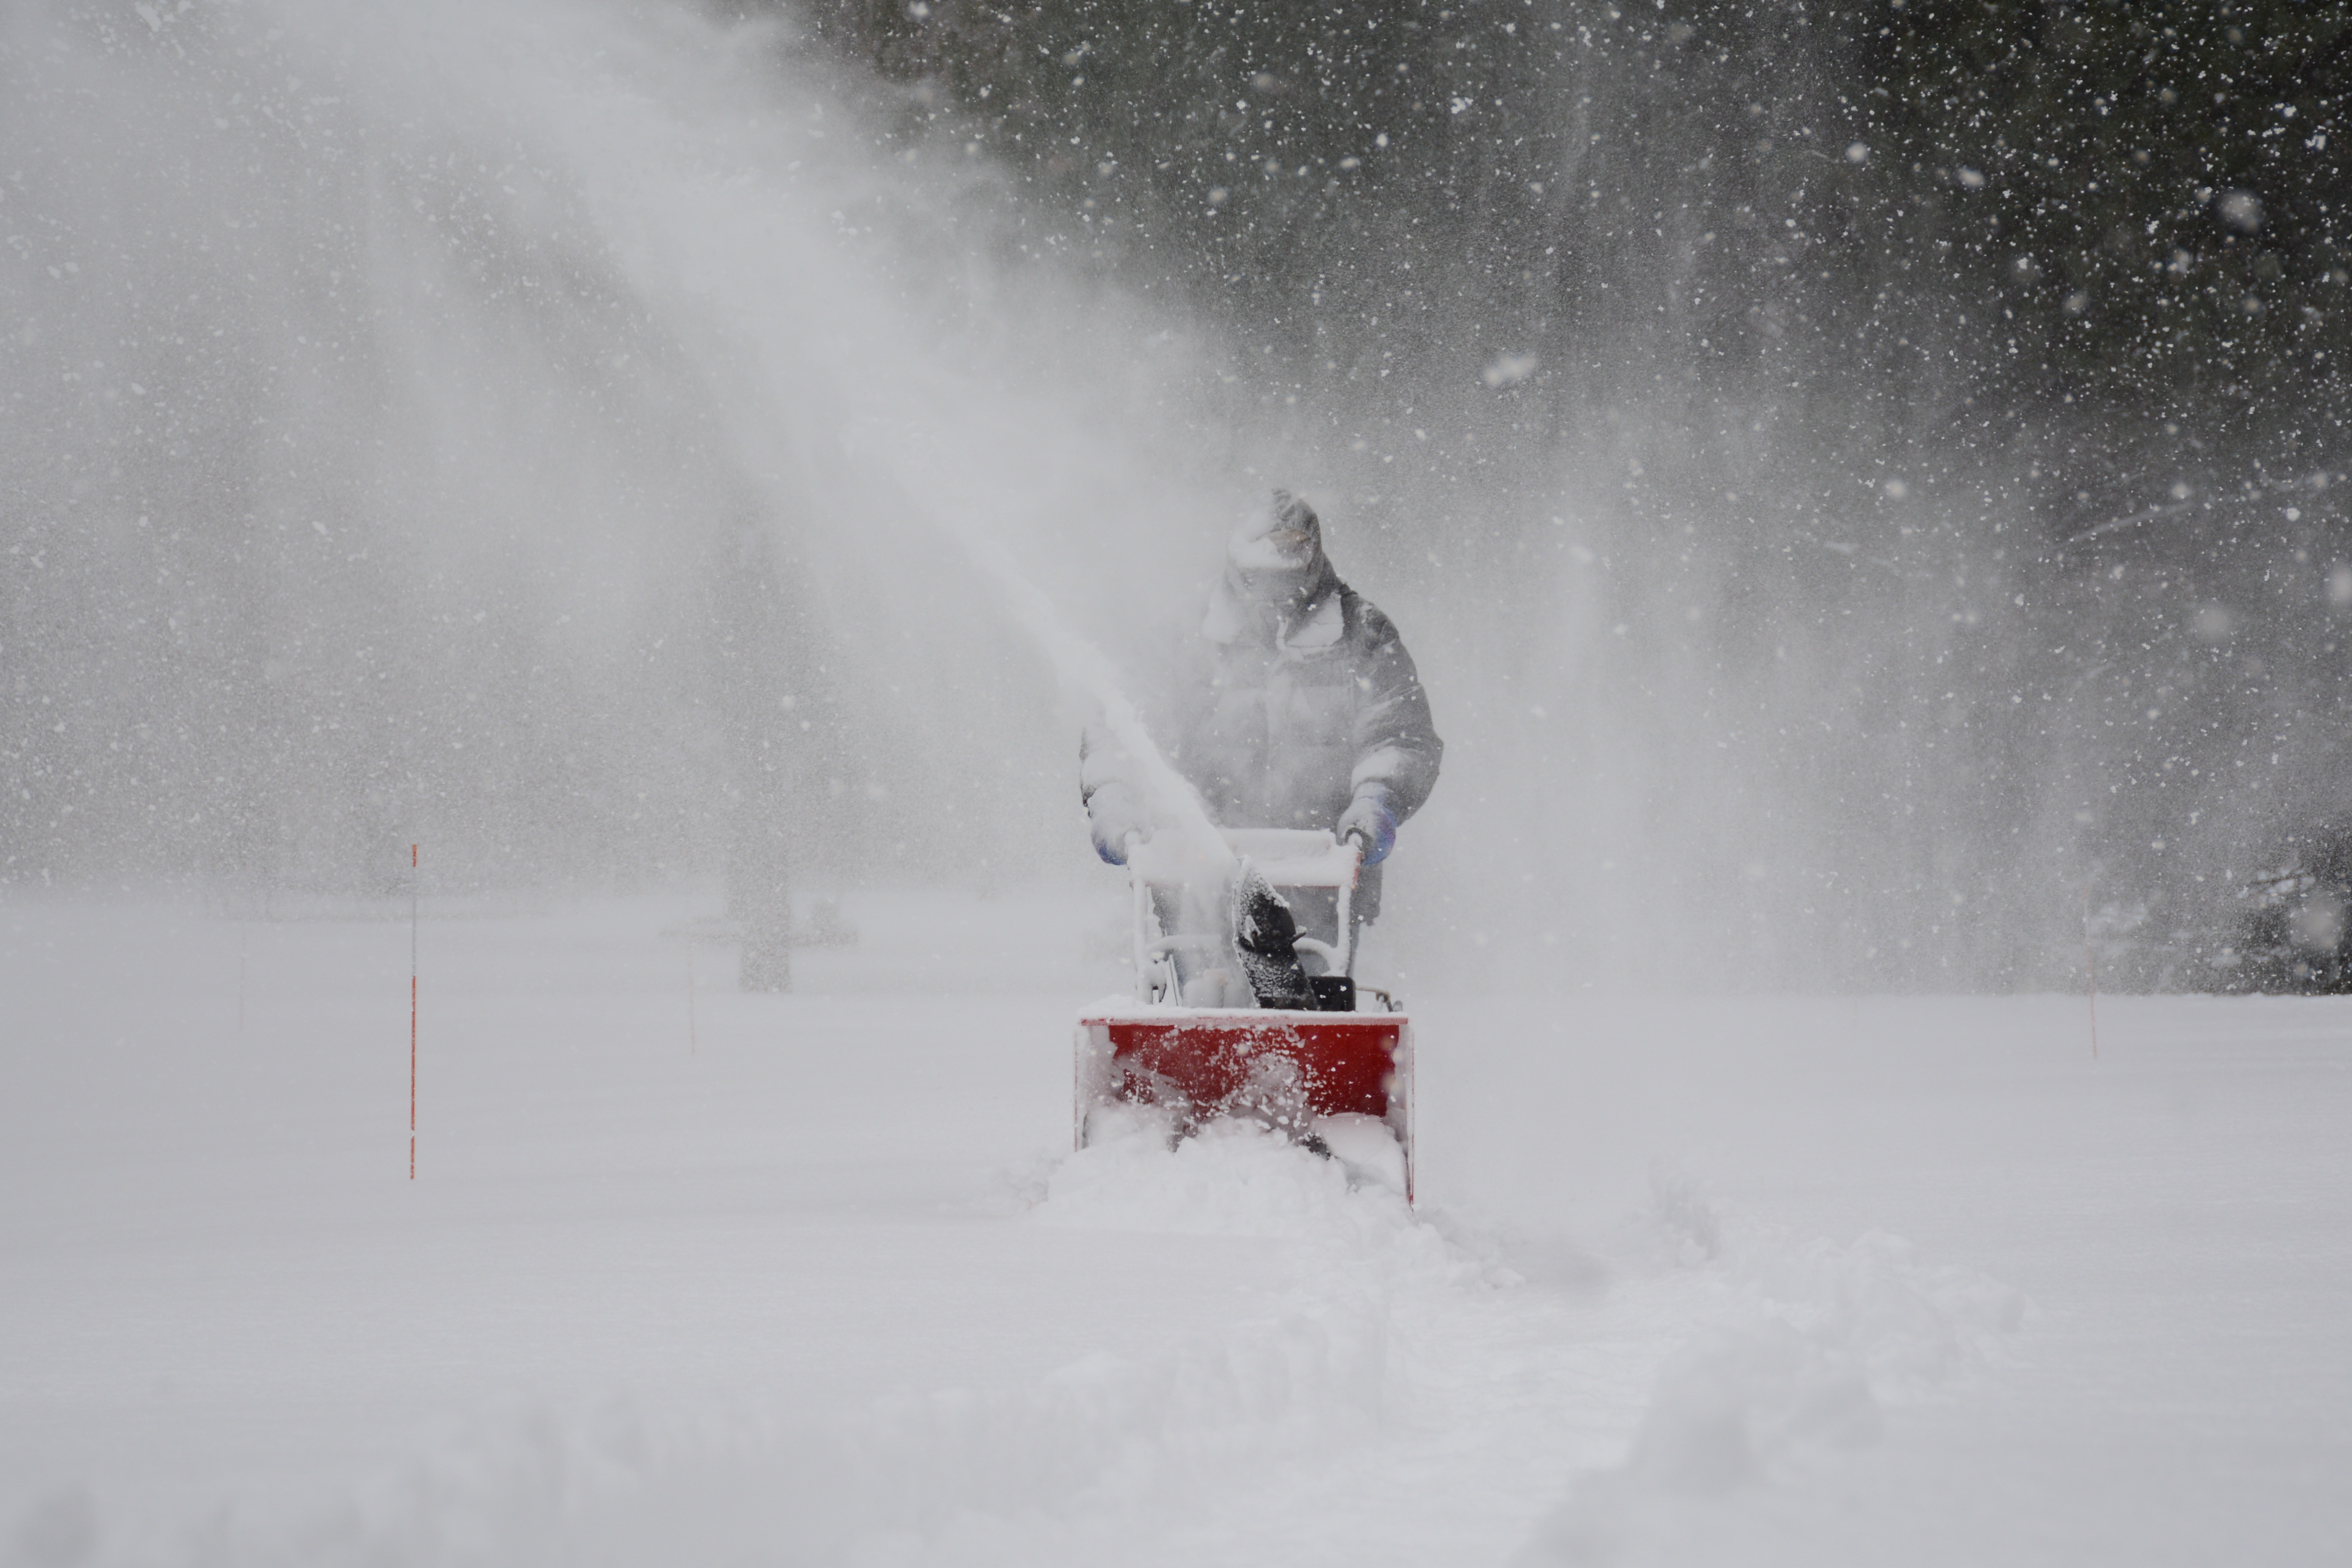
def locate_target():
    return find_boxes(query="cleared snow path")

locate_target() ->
[4,896,2346,1565]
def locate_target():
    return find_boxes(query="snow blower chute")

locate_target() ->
[1076,828,1415,1201]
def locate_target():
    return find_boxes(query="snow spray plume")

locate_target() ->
[30,0,2279,994]
[0,0,1234,898]
[958,539,1231,872]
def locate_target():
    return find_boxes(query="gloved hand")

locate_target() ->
[1336,786,1397,866]
[1083,778,1148,865]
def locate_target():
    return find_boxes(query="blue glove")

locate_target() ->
[1083,780,1147,865]
[1093,825,1135,865]
[1337,787,1397,866]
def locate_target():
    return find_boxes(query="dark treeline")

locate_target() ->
[807,2,2350,461]
[797,0,2352,985]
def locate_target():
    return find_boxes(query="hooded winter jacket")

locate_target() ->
[1081,545,1442,918]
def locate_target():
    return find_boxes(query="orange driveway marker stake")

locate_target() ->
[411,843,418,1178]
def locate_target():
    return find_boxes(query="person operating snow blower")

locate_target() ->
[1079,490,1443,1006]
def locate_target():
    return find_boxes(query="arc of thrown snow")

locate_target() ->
[958,533,1234,873]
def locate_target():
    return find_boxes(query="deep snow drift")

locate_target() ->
[5,894,2348,1566]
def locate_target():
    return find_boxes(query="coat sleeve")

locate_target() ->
[1078,721,1150,853]
[1347,597,1444,821]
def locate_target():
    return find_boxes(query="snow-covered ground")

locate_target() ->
[4,892,2348,1566]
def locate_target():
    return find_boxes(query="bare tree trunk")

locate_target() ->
[715,509,802,992]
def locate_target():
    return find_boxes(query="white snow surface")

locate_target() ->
[4,893,2349,1566]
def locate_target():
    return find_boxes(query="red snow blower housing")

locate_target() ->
[1076,829,1415,1200]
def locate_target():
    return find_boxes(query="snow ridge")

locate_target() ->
[73,1131,2019,1567]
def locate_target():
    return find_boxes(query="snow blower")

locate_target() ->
[1076,828,1415,1200]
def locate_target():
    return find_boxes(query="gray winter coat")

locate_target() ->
[1082,554,1442,915]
